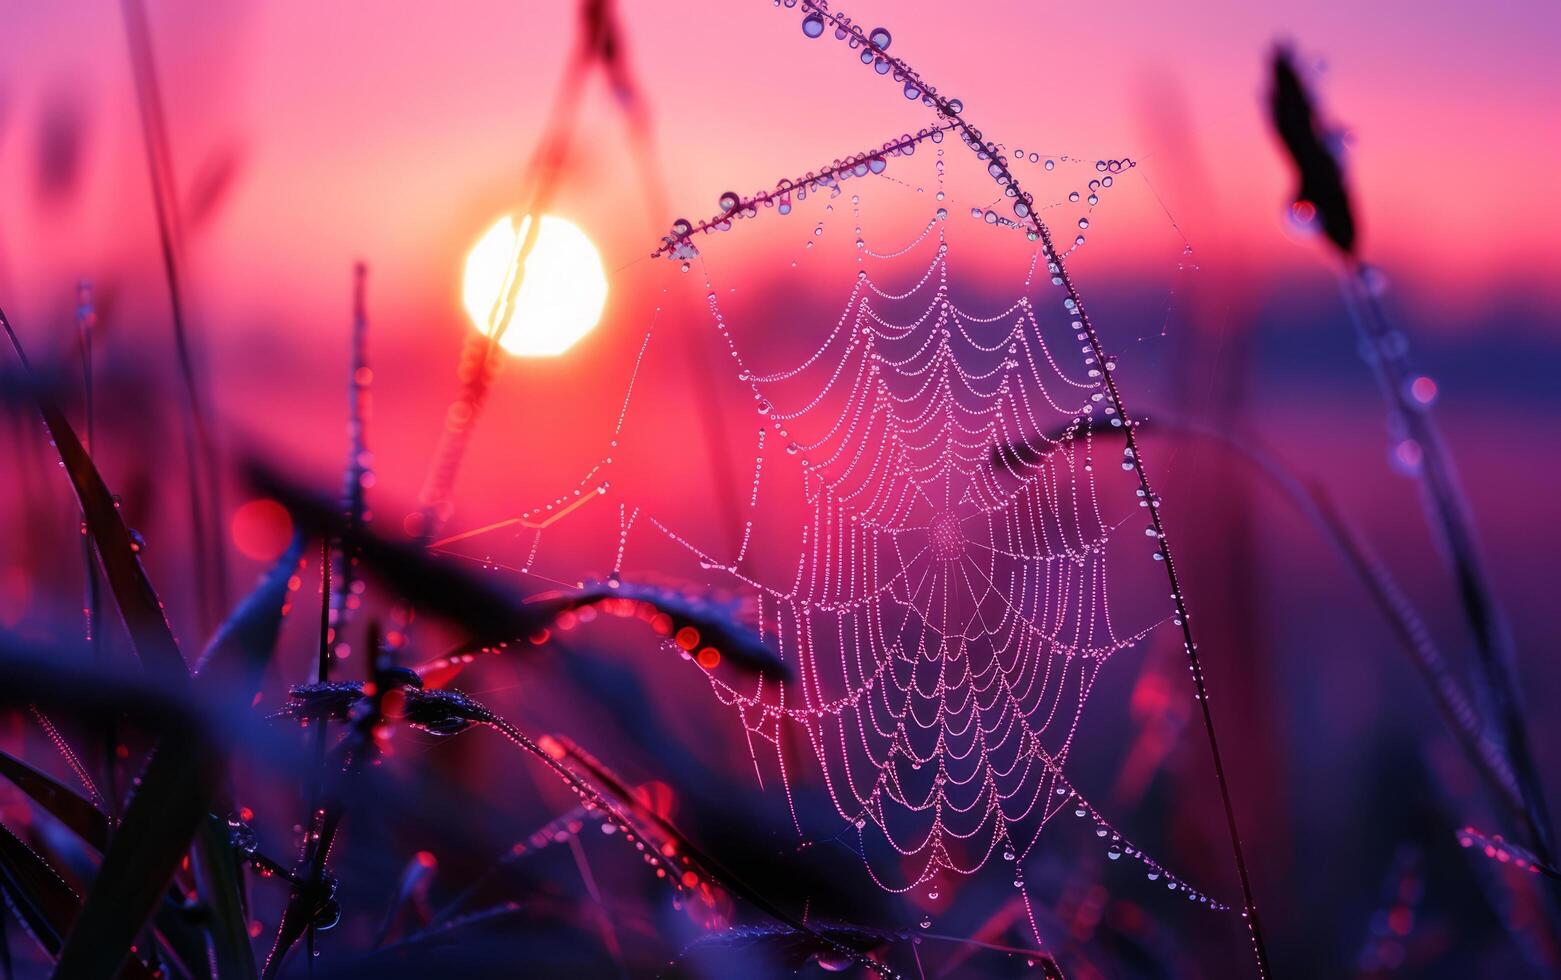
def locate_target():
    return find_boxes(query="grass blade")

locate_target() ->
[0,821,78,955]
[1,308,187,683]
[53,736,219,978]
[0,753,110,851]
[192,815,258,980]
[195,533,305,699]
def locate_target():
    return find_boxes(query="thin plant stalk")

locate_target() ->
[76,279,119,818]
[765,4,1274,972]
[412,7,595,538]
[1268,45,1556,867]
[331,264,372,641]
[1341,266,1555,866]
[1161,421,1524,821]
[121,0,230,629]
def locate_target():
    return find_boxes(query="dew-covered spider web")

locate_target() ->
[643,147,1231,921]
[428,0,1269,972]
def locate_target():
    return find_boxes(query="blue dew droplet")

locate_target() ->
[903,82,921,100]
[869,27,892,49]
[801,12,825,37]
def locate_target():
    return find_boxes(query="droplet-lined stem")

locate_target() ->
[477,711,898,978]
[767,3,1272,973]
[1341,263,1556,868]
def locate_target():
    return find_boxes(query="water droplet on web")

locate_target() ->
[869,27,892,49]
[801,12,825,37]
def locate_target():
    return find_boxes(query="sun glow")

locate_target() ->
[463,214,607,356]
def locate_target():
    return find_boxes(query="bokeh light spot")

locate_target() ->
[231,499,293,562]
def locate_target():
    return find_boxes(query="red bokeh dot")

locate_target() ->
[1388,906,1413,936]
[231,499,293,562]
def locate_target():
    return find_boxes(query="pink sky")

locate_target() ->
[3,0,1558,330]
[2,0,1557,575]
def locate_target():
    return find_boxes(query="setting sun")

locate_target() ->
[463,213,607,356]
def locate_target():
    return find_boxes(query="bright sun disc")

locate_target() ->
[463,214,607,356]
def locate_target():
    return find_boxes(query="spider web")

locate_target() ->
[429,0,1258,959]
[651,144,1226,919]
